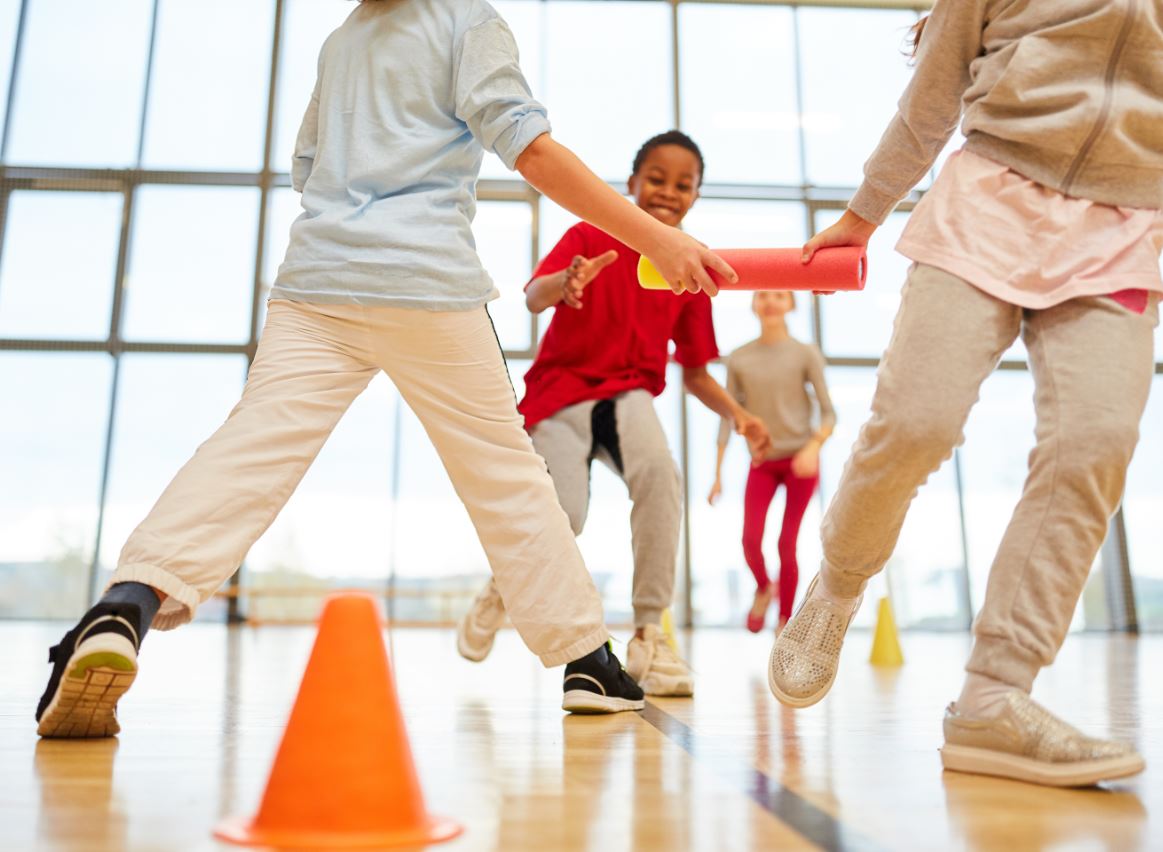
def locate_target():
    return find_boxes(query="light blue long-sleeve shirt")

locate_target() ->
[271,0,550,310]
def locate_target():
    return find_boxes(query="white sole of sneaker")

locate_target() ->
[766,642,833,709]
[561,691,646,714]
[940,744,1146,787]
[37,633,138,739]
[455,616,494,663]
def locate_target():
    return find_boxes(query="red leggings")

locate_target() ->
[742,457,819,621]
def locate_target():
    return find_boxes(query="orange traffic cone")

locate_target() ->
[214,593,462,849]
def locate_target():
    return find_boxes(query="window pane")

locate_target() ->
[798,8,917,188]
[141,0,274,171]
[122,186,259,344]
[247,373,395,621]
[8,0,152,167]
[683,199,811,353]
[543,2,672,181]
[960,370,1100,631]
[679,4,800,185]
[813,366,967,629]
[819,209,909,359]
[1126,375,1163,631]
[272,0,353,175]
[474,200,533,352]
[0,0,23,147]
[0,353,111,618]
[478,0,544,180]
[96,355,247,584]
[0,191,122,340]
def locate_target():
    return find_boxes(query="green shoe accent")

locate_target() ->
[69,652,135,679]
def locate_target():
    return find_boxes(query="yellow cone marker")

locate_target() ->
[660,608,679,652]
[869,596,904,667]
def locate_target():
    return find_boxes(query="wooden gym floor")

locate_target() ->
[1,623,1158,851]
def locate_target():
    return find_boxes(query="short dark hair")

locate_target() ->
[632,130,705,184]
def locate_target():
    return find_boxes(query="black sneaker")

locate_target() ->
[36,603,142,738]
[561,645,645,714]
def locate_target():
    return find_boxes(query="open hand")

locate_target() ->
[707,478,722,506]
[561,250,619,309]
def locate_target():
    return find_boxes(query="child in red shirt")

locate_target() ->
[459,131,770,696]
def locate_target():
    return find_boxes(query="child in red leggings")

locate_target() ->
[709,291,835,633]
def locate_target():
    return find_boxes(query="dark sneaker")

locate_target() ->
[562,645,645,714]
[36,604,142,738]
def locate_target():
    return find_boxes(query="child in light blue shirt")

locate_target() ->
[36,0,737,737]
[275,0,552,309]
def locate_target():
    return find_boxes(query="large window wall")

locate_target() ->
[1,0,1158,630]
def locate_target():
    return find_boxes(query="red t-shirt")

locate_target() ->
[518,222,719,430]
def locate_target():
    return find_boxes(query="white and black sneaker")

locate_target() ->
[36,604,142,738]
[562,644,645,714]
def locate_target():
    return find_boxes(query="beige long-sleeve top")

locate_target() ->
[850,0,1163,225]
[718,339,836,460]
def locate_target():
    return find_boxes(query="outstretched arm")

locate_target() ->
[517,135,735,296]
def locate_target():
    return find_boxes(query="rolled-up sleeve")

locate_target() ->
[454,18,550,170]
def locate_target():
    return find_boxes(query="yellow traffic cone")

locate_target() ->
[869,596,904,667]
[660,608,679,652]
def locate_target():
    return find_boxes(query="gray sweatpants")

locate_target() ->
[531,389,682,627]
[821,264,1157,691]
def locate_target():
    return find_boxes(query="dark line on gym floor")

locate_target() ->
[640,701,887,852]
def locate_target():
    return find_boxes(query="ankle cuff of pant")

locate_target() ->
[108,564,202,632]
[539,626,609,668]
[966,636,1040,693]
[633,607,664,629]
[820,566,865,599]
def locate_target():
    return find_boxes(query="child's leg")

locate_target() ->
[607,389,682,630]
[818,265,1021,599]
[530,402,599,535]
[775,463,818,623]
[944,298,1152,784]
[965,295,1157,697]
[770,265,1020,708]
[369,306,608,668]
[742,461,780,593]
[456,402,596,662]
[596,390,692,695]
[37,301,377,736]
[111,300,378,628]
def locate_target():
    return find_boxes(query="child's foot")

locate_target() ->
[562,644,645,714]
[627,624,694,696]
[746,586,774,633]
[941,691,1145,787]
[36,604,143,738]
[456,579,506,662]
[767,573,861,708]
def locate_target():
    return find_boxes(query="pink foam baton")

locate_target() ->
[637,246,867,293]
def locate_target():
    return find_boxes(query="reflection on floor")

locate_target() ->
[1,623,1157,851]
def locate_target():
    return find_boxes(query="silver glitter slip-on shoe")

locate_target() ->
[767,574,862,708]
[941,691,1145,787]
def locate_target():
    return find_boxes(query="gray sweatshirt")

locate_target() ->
[850,0,1163,225]
[718,339,837,460]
